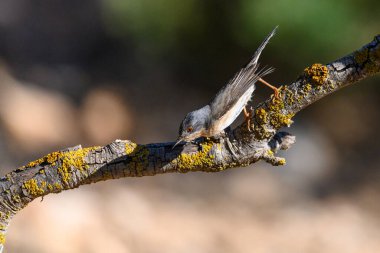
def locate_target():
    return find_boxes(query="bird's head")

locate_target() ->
[174,106,211,147]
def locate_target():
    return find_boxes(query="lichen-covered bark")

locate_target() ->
[0,35,378,251]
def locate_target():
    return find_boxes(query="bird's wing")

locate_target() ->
[210,27,277,120]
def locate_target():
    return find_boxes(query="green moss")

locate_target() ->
[23,178,47,197]
[175,141,215,172]
[304,63,328,85]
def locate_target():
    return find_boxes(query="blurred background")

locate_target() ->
[0,0,379,252]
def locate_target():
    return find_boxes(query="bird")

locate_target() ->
[174,26,279,148]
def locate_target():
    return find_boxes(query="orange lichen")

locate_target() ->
[304,63,329,85]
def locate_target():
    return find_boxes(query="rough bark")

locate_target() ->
[0,35,379,251]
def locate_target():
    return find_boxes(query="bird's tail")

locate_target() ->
[245,65,275,88]
[248,26,278,67]
[256,65,275,79]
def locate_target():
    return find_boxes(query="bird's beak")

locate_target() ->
[172,138,184,149]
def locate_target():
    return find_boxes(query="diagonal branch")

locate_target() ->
[0,34,379,251]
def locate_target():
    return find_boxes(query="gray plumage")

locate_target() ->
[176,26,278,145]
[210,26,277,120]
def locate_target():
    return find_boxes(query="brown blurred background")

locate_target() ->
[0,0,379,252]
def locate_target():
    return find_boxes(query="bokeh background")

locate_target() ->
[0,0,379,252]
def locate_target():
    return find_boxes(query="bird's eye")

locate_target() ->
[187,127,193,133]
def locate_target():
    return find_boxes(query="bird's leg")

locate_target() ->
[243,106,253,132]
[259,78,280,99]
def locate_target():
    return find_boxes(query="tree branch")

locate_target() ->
[0,34,379,251]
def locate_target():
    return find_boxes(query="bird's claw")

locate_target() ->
[273,87,281,100]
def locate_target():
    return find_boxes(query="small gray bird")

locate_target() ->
[174,26,279,147]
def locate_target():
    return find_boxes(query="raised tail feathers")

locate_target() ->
[248,26,278,67]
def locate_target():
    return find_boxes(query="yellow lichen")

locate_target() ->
[4,212,11,220]
[47,182,63,192]
[354,48,368,65]
[11,194,21,203]
[277,158,286,165]
[304,63,328,85]
[304,83,312,92]
[175,141,215,172]
[254,93,294,140]
[283,86,295,106]
[23,179,47,197]
[125,142,138,155]
[124,144,150,176]
[5,174,12,182]
[255,108,268,124]
[47,184,54,191]
[131,145,150,176]
[25,157,45,168]
[21,147,97,189]
[268,97,294,129]
[56,148,95,184]
[19,146,102,191]
[0,233,5,244]
[46,151,61,165]
[24,151,61,168]
[53,182,63,191]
